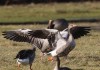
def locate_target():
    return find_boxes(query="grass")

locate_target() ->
[0,2,100,22]
[0,23,100,70]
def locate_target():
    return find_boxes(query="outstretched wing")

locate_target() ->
[2,29,33,42]
[28,29,59,39]
[28,29,50,39]
[2,29,53,42]
[70,26,91,39]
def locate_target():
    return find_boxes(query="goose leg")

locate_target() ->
[30,64,32,70]
[40,52,44,60]
[53,56,60,70]
[18,64,21,70]
[48,56,57,61]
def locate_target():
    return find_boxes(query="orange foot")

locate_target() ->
[48,56,53,61]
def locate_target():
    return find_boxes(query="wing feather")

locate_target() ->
[2,29,57,43]
[28,29,50,39]
[2,29,51,42]
[70,26,91,39]
[2,29,32,42]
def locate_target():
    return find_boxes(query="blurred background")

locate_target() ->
[0,0,100,5]
[0,0,100,24]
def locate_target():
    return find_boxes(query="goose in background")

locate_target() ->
[14,48,36,70]
[47,18,90,34]
[47,19,69,31]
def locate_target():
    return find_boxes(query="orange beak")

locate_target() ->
[48,56,53,61]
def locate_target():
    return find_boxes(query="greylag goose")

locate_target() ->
[46,26,91,70]
[2,27,91,70]
[14,48,36,70]
[46,29,75,57]
[2,26,91,55]
[47,19,69,31]
[47,30,74,70]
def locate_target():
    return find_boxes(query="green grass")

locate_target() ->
[0,2,100,22]
[0,23,100,70]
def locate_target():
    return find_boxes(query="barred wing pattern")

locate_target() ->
[2,26,91,43]
[2,29,32,42]
[2,29,51,42]
[28,29,50,39]
[70,26,91,39]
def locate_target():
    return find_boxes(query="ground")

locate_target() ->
[0,23,100,70]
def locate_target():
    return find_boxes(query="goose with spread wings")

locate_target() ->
[2,26,91,54]
[46,26,90,70]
